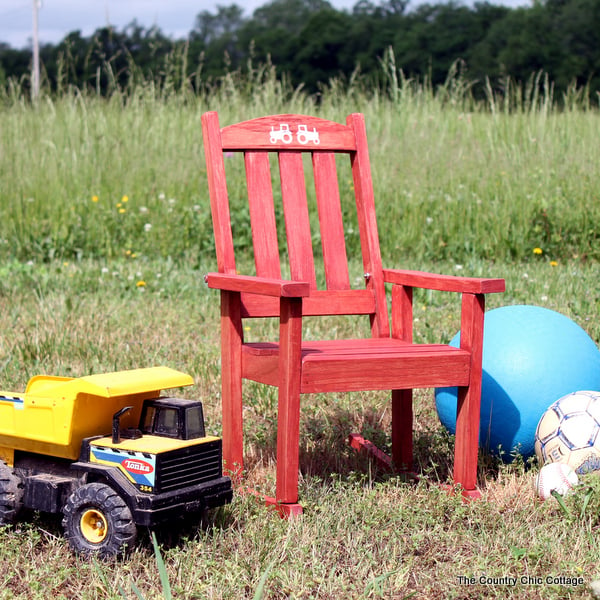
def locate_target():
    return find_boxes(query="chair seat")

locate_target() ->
[242,339,471,393]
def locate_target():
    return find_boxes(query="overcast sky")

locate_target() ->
[1,0,529,50]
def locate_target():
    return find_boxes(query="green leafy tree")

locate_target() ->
[289,8,355,90]
[0,42,30,86]
[552,0,600,92]
[391,2,506,87]
[189,4,247,75]
[236,0,333,80]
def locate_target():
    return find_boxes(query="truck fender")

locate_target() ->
[70,462,138,515]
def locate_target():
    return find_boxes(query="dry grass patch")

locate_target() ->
[0,260,597,598]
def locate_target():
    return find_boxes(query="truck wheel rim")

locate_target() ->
[80,509,108,543]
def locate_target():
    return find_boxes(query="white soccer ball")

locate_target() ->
[534,462,579,501]
[534,390,600,474]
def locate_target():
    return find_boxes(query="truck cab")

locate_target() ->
[140,397,206,440]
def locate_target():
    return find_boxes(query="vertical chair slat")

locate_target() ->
[201,111,237,274]
[347,113,389,338]
[313,152,351,290]
[245,151,281,279]
[279,152,317,289]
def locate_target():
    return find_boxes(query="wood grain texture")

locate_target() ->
[245,151,281,279]
[220,114,357,151]
[219,290,244,476]
[241,339,471,391]
[239,289,376,318]
[276,297,303,503]
[279,152,317,289]
[201,111,236,274]
[313,151,350,290]
[453,293,486,491]
[202,109,507,505]
[205,272,310,297]
[384,268,506,294]
[347,113,389,338]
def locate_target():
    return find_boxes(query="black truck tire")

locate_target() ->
[0,462,23,525]
[62,482,137,557]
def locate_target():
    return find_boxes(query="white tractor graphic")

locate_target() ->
[270,124,293,144]
[269,123,321,145]
[296,124,320,145]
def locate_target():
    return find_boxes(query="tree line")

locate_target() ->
[1,0,599,100]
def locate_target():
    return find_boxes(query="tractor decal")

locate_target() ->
[269,123,320,145]
[296,124,320,145]
[270,124,292,144]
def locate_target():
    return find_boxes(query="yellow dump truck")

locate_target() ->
[0,366,232,557]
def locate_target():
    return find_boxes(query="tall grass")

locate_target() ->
[1,56,600,599]
[1,55,599,266]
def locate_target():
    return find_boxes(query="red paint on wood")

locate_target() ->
[313,152,351,290]
[245,151,281,279]
[279,152,317,289]
[202,110,505,512]
[384,268,505,294]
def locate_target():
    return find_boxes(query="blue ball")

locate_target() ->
[435,305,600,459]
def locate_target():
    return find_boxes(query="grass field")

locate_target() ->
[0,66,600,598]
[2,63,600,266]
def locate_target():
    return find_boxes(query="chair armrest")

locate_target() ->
[204,272,311,298]
[383,268,505,294]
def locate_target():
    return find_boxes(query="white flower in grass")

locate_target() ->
[144,223,152,232]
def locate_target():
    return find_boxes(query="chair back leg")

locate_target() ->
[391,389,413,471]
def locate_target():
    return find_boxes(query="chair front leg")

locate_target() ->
[275,297,304,509]
[392,389,413,471]
[453,293,485,497]
[220,290,244,479]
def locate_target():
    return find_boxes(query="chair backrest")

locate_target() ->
[202,112,390,338]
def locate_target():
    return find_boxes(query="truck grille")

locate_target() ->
[154,439,223,494]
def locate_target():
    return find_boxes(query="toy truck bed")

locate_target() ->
[0,367,193,461]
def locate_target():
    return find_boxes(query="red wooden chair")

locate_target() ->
[202,111,505,516]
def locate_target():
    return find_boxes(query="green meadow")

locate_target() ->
[0,65,599,598]
[2,65,600,266]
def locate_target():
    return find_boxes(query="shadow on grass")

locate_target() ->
[242,403,516,494]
